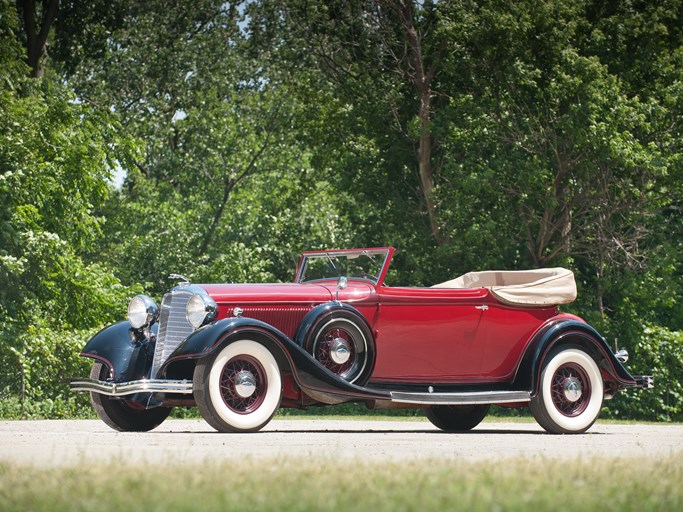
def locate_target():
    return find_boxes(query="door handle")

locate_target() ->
[475,305,489,311]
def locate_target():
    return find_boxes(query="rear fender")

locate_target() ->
[158,317,388,405]
[79,321,154,382]
[514,319,637,396]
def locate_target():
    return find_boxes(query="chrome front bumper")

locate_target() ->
[70,378,193,396]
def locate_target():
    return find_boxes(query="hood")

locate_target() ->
[196,283,334,305]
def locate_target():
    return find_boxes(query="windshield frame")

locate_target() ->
[294,247,394,286]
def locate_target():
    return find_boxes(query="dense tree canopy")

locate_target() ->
[0,0,681,419]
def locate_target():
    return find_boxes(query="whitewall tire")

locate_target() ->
[530,347,604,434]
[194,339,282,433]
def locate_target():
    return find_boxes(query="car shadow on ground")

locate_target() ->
[161,427,601,436]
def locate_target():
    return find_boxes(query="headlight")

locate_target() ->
[128,295,159,329]
[186,293,218,329]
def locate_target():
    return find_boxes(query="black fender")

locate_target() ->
[158,317,389,405]
[513,319,637,396]
[293,302,376,385]
[79,321,154,382]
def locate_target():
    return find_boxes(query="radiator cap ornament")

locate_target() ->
[169,273,191,286]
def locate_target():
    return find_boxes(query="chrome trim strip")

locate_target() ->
[390,390,531,405]
[70,378,193,396]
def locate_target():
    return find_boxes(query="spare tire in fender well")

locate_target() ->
[294,302,376,385]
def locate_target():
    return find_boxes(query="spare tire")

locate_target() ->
[300,308,375,385]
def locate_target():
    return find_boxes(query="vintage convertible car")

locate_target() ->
[70,247,653,434]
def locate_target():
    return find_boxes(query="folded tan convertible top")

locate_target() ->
[431,267,577,306]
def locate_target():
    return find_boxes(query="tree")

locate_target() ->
[51,1,353,292]
[248,0,452,247]
[1,1,137,415]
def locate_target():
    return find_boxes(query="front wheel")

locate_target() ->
[193,339,282,433]
[426,404,490,432]
[89,362,171,432]
[529,347,604,434]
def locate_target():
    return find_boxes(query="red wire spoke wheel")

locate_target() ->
[315,327,357,377]
[194,339,282,432]
[549,362,592,417]
[530,346,603,434]
[218,355,268,414]
[308,314,374,385]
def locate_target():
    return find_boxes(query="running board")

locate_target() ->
[390,390,531,406]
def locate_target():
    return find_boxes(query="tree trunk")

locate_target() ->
[397,0,445,245]
[417,90,442,243]
[16,0,60,78]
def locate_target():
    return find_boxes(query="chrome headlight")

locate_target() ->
[186,293,218,329]
[127,295,159,329]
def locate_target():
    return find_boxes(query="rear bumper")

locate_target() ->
[70,378,193,396]
[633,375,655,389]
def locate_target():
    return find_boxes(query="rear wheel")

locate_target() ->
[193,339,282,433]
[529,347,604,434]
[425,404,490,432]
[89,362,171,432]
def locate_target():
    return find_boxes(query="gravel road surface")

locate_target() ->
[1,419,680,467]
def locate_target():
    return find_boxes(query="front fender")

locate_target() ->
[514,319,637,395]
[79,321,153,382]
[159,317,389,404]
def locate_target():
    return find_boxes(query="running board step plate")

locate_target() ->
[390,390,531,406]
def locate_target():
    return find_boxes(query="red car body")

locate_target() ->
[71,247,652,434]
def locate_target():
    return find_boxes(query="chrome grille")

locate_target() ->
[151,291,195,378]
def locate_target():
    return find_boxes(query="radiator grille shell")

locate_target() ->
[151,290,195,378]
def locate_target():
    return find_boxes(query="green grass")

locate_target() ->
[0,456,680,511]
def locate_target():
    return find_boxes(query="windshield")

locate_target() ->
[296,248,392,285]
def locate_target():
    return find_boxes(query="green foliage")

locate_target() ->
[0,323,96,419]
[0,0,139,416]
[606,325,683,422]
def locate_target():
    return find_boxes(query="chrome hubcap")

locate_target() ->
[330,337,351,364]
[234,370,257,398]
[562,377,583,403]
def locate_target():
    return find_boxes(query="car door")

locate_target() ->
[371,286,491,384]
